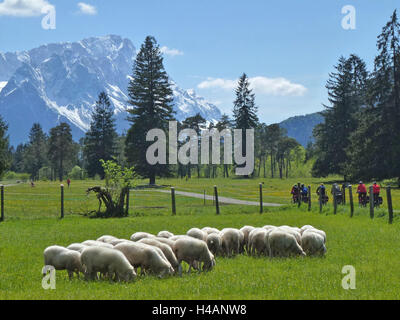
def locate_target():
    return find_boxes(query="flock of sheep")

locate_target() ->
[43,224,327,282]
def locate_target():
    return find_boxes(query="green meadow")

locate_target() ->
[0,178,399,300]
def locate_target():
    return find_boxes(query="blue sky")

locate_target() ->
[0,0,399,124]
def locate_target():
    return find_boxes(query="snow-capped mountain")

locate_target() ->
[0,35,222,145]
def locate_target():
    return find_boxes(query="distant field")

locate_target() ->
[0,178,399,300]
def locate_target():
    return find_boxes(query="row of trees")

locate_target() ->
[0,36,305,183]
[312,10,400,184]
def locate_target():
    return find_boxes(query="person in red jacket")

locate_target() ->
[357,181,367,204]
[373,182,380,198]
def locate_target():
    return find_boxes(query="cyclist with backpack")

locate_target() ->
[357,181,367,206]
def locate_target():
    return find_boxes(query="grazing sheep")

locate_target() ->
[303,227,326,243]
[157,231,174,239]
[67,243,88,253]
[109,239,131,246]
[130,232,156,242]
[301,231,327,256]
[263,225,277,230]
[114,242,174,277]
[202,227,220,235]
[206,233,222,256]
[169,235,189,241]
[277,226,302,247]
[96,235,118,244]
[300,225,315,234]
[154,237,175,250]
[138,238,180,272]
[173,237,216,275]
[220,228,241,257]
[43,245,84,279]
[248,228,269,256]
[240,226,255,253]
[268,230,306,258]
[81,246,136,282]
[187,228,208,241]
[81,240,114,249]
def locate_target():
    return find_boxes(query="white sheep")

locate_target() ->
[138,238,180,272]
[114,242,174,277]
[67,243,88,253]
[130,232,156,242]
[240,226,255,254]
[268,230,306,258]
[220,228,241,257]
[109,239,131,246]
[173,237,216,275]
[206,233,222,256]
[277,226,302,247]
[81,240,114,249]
[248,228,269,256]
[154,237,175,250]
[187,228,208,241]
[43,245,84,279]
[301,230,327,256]
[202,227,220,235]
[157,231,174,239]
[96,235,118,244]
[302,227,327,243]
[81,246,136,282]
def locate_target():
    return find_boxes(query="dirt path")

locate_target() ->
[152,189,283,207]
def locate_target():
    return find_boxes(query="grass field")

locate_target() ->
[1,178,400,300]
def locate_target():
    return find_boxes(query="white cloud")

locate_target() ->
[198,76,307,97]
[0,0,54,17]
[77,2,97,15]
[160,46,184,57]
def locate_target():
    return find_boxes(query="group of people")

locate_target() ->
[357,181,380,205]
[290,183,309,203]
[290,181,382,207]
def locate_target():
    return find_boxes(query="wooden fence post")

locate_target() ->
[0,185,4,222]
[348,185,354,218]
[387,187,393,224]
[171,187,176,216]
[342,184,346,205]
[333,187,337,215]
[60,184,64,219]
[308,185,311,211]
[214,185,220,215]
[259,183,263,214]
[369,186,374,219]
[125,188,130,215]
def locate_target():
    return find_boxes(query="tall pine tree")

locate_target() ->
[312,55,368,179]
[24,123,48,180]
[83,92,117,178]
[48,122,76,181]
[348,10,400,182]
[125,36,175,185]
[233,73,258,177]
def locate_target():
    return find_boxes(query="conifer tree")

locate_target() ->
[83,92,117,178]
[125,36,175,185]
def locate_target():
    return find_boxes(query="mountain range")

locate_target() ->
[0,35,222,146]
